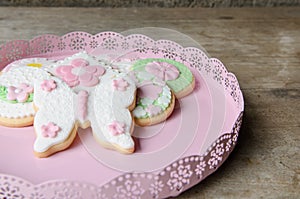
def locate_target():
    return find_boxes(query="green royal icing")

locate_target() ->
[0,85,33,104]
[132,58,193,93]
[133,84,172,119]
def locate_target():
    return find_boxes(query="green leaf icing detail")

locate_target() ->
[0,85,33,104]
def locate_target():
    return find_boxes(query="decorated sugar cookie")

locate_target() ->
[33,52,137,157]
[128,58,195,126]
[0,67,51,127]
[1,58,56,73]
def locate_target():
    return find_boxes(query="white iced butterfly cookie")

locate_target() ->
[33,53,136,158]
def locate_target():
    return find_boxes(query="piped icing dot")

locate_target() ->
[41,79,57,92]
[41,122,60,138]
[145,61,179,81]
[7,83,33,103]
[108,121,126,136]
[112,78,129,91]
[55,58,106,87]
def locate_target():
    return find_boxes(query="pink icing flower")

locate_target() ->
[41,122,60,138]
[138,83,163,100]
[55,58,105,87]
[108,121,126,136]
[145,61,179,81]
[41,79,57,92]
[7,83,33,103]
[146,104,162,116]
[112,78,129,91]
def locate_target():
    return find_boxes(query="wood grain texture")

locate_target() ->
[0,0,300,7]
[0,7,299,198]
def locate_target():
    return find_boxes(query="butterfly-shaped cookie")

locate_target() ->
[33,69,136,157]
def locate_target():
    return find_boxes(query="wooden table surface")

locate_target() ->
[0,7,299,198]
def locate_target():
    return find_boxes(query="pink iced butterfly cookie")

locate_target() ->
[33,52,136,157]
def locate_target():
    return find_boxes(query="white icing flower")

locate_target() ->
[162,86,171,96]
[3,58,56,73]
[140,98,154,106]
[133,106,147,118]
[137,71,155,81]
[157,95,171,107]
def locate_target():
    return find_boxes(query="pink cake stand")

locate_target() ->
[0,28,243,198]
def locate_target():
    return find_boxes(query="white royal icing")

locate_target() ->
[132,106,147,118]
[2,58,56,73]
[34,77,75,153]
[90,70,136,149]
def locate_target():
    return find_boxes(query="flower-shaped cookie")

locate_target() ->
[123,58,195,126]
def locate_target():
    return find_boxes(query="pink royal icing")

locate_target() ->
[145,61,179,81]
[41,79,57,92]
[77,90,89,121]
[108,121,126,136]
[138,83,163,100]
[112,78,129,91]
[55,58,105,87]
[41,122,60,138]
[7,83,33,103]
[145,104,162,116]
[128,71,139,84]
